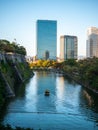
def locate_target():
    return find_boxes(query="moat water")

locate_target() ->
[0,71,98,130]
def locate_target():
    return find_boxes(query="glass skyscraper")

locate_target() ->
[59,35,77,61]
[36,20,57,60]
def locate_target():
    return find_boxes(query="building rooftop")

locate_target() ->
[60,35,77,38]
[87,27,98,35]
[37,20,57,22]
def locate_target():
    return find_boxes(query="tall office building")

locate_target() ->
[59,35,78,61]
[86,27,98,58]
[36,20,57,60]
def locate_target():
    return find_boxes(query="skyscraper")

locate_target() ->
[86,27,98,58]
[36,20,57,60]
[59,35,77,61]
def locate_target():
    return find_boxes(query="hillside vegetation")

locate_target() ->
[0,40,33,109]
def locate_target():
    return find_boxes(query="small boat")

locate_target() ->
[44,90,50,96]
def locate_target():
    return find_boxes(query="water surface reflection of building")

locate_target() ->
[56,76,65,112]
[25,73,37,112]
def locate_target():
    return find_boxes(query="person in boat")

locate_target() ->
[45,89,50,96]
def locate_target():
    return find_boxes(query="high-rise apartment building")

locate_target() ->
[86,27,98,58]
[59,35,77,61]
[36,20,57,60]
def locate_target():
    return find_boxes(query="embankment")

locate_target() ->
[0,52,33,109]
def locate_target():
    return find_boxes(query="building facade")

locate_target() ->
[36,20,57,60]
[59,35,78,61]
[86,27,98,58]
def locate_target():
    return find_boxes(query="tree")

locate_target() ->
[0,40,27,55]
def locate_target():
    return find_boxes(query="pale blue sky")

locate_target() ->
[0,0,98,56]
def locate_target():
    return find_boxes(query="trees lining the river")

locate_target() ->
[30,57,98,92]
[29,60,57,69]
[77,57,98,91]
[61,58,98,91]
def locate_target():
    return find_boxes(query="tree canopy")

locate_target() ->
[61,58,98,91]
[29,60,57,68]
[0,40,26,55]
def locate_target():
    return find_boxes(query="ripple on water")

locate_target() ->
[1,71,98,130]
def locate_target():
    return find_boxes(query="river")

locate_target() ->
[0,71,98,130]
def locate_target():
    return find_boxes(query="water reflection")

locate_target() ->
[36,71,56,112]
[1,72,98,130]
[83,90,94,107]
[56,76,65,112]
[56,75,82,114]
[79,88,98,129]
[25,73,37,112]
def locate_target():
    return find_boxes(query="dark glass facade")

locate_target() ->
[37,20,57,59]
[65,36,77,59]
[60,35,77,61]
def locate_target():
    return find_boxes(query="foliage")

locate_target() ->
[0,40,26,55]
[77,57,98,90]
[19,57,98,91]
[62,59,77,66]
[16,62,33,80]
[0,74,6,109]
[29,60,57,69]
[61,57,98,91]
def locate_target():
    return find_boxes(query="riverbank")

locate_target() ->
[55,68,98,96]
[32,66,98,96]
[54,58,98,96]
[66,72,98,96]
[31,65,98,96]
[0,52,34,110]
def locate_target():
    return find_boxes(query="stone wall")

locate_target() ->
[0,51,34,112]
[0,52,26,63]
[0,52,6,63]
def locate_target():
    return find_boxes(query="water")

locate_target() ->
[0,71,98,130]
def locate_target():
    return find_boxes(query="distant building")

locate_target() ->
[78,55,86,60]
[36,20,57,60]
[59,35,78,61]
[86,27,98,58]
[26,56,33,62]
[44,50,49,60]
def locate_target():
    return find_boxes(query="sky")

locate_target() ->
[0,0,98,57]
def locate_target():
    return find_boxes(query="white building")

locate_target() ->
[86,27,98,58]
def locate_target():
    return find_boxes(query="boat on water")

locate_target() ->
[44,90,50,96]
